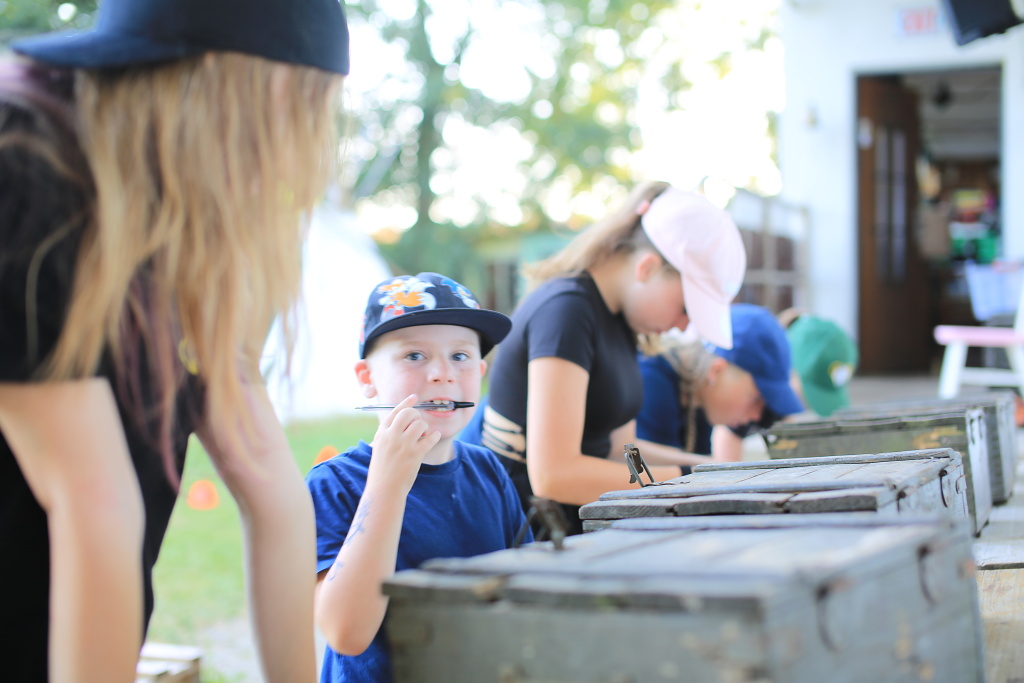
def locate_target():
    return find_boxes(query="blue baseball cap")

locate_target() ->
[360,273,512,359]
[708,304,805,417]
[12,0,350,75]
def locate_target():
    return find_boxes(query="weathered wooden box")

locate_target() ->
[834,392,1018,504]
[764,410,992,535]
[384,515,984,683]
[580,449,969,532]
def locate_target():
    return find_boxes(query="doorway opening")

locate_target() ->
[855,66,1002,373]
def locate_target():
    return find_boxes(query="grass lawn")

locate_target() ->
[146,414,379,657]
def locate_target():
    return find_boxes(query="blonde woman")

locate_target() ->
[462,182,747,534]
[0,1,348,680]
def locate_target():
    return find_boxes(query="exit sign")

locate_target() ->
[894,5,945,37]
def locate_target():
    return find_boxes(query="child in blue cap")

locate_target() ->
[307,272,530,683]
[636,303,805,462]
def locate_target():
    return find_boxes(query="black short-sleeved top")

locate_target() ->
[0,78,202,681]
[483,274,643,532]
[489,274,644,456]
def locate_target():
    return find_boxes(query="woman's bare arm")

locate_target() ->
[608,420,712,467]
[196,382,317,683]
[710,425,746,462]
[525,357,682,505]
[0,379,144,683]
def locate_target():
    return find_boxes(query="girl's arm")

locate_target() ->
[609,420,713,467]
[195,382,318,683]
[525,357,684,505]
[710,425,746,462]
[0,379,144,683]
[314,396,440,655]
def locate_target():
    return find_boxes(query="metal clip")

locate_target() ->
[514,497,569,550]
[624,443,657,487]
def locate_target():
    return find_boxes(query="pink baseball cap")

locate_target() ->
[640,187,747,349]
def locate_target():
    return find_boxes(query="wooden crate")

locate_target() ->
[973,457,1024,682]
[579,449,969,532]
[384,514,984,683]
[835,392,1018,504]
[764,410,992,535]
[135,643,201,683]
[977,568,1024,683]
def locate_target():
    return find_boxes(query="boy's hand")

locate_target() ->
[368,394,441,495]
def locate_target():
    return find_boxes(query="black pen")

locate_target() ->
[356,401,475,412]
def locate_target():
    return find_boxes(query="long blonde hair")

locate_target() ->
[527,180,678,350]
[653,335,717,453]
[44,53,342,477]
[526,180,673,288]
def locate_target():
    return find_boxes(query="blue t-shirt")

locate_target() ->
[307,439,530,683]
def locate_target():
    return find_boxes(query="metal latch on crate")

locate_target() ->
[624,443,657,487]
[514,496,570,550]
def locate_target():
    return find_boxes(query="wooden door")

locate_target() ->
[856,76,932,373]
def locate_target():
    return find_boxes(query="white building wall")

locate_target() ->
[263,204,392,422]
[778,0,1024,340]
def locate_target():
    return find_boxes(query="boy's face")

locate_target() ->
[356,324,486,439]
[702,361,766,429]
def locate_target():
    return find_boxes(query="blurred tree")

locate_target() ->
[3,0,780,292]
[345,0,676,277]
[344,0,776,281]
[0,0,97,44]
[500,0,681,229]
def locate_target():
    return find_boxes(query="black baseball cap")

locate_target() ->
[360,273,512,359]
[11,0,349,75]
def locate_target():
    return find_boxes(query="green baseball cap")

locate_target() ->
[786,315,858,416]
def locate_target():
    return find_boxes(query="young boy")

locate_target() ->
[307,272,530,682]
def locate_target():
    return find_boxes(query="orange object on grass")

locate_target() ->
[186,479,219,510]
[314,445,339,466]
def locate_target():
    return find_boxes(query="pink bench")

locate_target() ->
[935,262,1024,399]
[935,325,1024,348]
